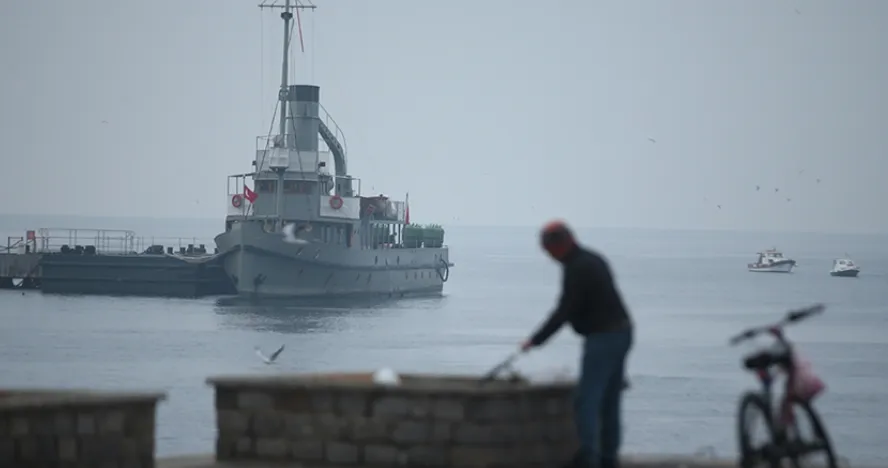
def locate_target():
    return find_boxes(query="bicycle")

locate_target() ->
[729,304,839,468]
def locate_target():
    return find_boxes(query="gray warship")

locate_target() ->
[214,0,452,298]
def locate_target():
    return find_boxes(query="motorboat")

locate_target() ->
[830,258,860,278]
[748,249,796,273]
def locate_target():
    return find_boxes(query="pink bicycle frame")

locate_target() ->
[755,327,826,429]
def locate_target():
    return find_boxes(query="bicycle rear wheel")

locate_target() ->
[738,392,779,468]
[786,400,838,468]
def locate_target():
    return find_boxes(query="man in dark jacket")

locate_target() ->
[521,220,633,468]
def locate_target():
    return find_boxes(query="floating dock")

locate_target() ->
[1,228,235,297]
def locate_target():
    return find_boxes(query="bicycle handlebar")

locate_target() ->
[729,304,825,345]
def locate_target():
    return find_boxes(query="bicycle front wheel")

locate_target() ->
[787,399,839,468]
[737,391,779,468]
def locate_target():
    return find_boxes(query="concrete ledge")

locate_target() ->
[0,389,166,410]
[207,372,570,395]
[0,387,165,468]
[208,371,578,466]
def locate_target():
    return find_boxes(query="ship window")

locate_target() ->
[284,180,314,194]
[256,180,276,193]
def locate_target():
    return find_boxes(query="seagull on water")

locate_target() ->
[282,223,312,245]
[255,344,285,364]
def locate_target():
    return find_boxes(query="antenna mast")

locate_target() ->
[258,0,316,146]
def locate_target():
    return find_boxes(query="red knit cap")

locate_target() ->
[540,220,576,260]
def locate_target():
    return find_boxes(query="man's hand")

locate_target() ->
[520,339,535,352]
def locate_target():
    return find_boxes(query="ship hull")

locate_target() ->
[214,223,450,297]
[830,269,859,278]
[748,260,795,273]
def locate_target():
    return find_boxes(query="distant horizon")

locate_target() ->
[1,212,886,237]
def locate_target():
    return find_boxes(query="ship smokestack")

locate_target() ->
[285,84,320,152]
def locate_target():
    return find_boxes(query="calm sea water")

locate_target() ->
[1,215,887,463]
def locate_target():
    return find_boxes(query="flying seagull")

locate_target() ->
[647,138,656,143]
[755,185,760,191]
[255,344,285,364]
[282,223,311,244]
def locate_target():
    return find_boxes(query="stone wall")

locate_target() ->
[209,372,578,468]
[0,389,165,468]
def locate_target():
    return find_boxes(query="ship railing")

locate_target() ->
[132,236,218,255]
[33,228,217,256]
[226,173,258,217]
[318,103,348,157]
[37,228,137,255]
[255,135,278,152]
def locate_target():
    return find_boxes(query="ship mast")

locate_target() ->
[258,0,316,146]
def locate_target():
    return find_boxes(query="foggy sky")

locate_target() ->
[1,1,887,233]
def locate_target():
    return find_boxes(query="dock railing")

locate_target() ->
[34,228,216,256]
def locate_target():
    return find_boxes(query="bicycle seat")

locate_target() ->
[743,348,790,370]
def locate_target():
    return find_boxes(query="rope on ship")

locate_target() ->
[435,257,450,282]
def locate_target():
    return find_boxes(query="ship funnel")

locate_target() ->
[283,84,320,152]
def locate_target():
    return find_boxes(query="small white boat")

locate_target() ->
[748,249,796,273]
[830,257,860,278]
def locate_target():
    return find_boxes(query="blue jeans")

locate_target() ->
[575,328,633,467]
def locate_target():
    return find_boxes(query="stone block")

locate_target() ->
[432,398,465,420]
[53,412,76,436]
[255,438,289,459]
[468,398,521,422]
[274,389,312,412]
[235,437,254,456]
[391,420,429,444]
[326,441,360,464]
[405,445,449,467]
[284,413,315,438]
[290,439,324,461]
[125,404,157,438]
[34,435,57,461]
[98,409,127,435]
[451,446,517,467]
[430,421,451,443]
[215,436,236,459]
[0,438,14,465]
[276,390,335,413]
[346,416,389,442]
[76,413,96,435]
[16,438,38,462]
[454,422,522,444]
[252,410,285,437]
[11,416,29,436]
[337,392,368,416]
[364,444,400,466]
[311,393,336,412]
[371,396,412,418]
[217,410,249,436]
[544,397,568,416]
[237,391,275,410]
[31,414,54,436]
[371,395,430,418]
[215,388,238,410]
[81,434,124,461]
[315,413,345,437]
